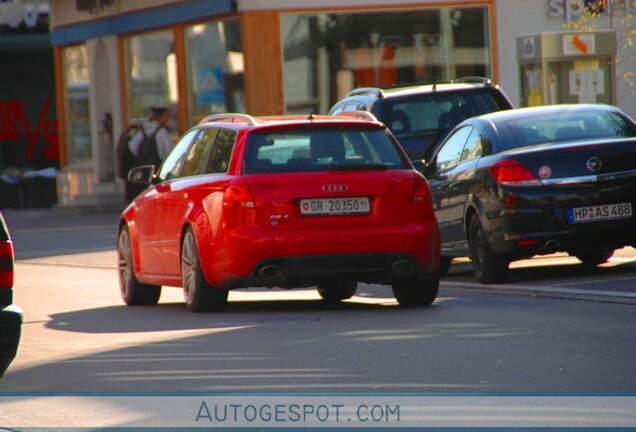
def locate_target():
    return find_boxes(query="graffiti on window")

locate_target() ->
[0,100,59,163]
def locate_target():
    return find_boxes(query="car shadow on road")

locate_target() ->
[3,297,465,395]
[43,295,423,334]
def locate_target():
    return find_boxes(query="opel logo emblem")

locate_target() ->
[322,184,348,193]
[586,157,602,172]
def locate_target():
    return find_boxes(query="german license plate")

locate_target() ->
[299,197,370,216]
[567,202,632,224]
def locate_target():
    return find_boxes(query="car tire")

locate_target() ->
[317,281,357,302]
[439,256,452,277]
[118,225,161,305]
[181,228,228,313]
[392,276,439,307]
[574,248,615,268]
[468,216,509,284]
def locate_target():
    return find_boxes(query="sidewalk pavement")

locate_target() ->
[2,208,120,267]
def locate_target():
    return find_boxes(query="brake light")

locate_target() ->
[223,184,255,209]
[0,240,14,289]
[490,160,541,186]
[223,184,256,228]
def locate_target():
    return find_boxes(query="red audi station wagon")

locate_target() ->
[118,113,440,312]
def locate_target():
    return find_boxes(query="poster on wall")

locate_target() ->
[569,69,604,103]
[526,69,542,106]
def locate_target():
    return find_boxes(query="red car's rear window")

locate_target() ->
[243,127,408,174]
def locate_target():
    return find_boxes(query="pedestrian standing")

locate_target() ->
[124,106,173,203]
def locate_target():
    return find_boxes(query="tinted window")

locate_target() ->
[434,126,472,171]
[381,89,505,140]
[206,129,236,174]
[243,127,407,173]
[505,110,636,150]
[0,213,9,241]
[157,129,199,181]
[181,129,218,177]
[459,128,483,162]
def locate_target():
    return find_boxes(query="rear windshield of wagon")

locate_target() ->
[243,127,409,174]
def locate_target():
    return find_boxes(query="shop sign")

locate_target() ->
[548,0,636,23]
[563,33,596,55]
[522,36,536,58]
[75,0,117,14]
[0,0,49,28]
[197,67,225,106]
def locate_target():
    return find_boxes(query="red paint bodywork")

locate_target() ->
[120,116,440,290]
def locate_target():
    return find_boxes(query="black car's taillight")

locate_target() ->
[0,240,14,289]
[412,176,433,205]
[490,159,541,186]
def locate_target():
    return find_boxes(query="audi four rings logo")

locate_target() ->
[586,157,602,172]
[322,184,348,193]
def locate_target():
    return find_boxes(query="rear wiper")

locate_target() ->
[327,163,390,171]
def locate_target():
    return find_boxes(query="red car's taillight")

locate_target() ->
[223,184,257,227]
[490,159,541,186]
[223,184,255,209]
[0,240,14,289]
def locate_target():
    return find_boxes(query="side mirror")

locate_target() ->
[127,165,155,184]
[411,159,428,174]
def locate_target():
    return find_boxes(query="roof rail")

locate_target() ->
[198,113,257,125]
[336,110,379,122]
[453,76,492,85]
[346,87,384,98]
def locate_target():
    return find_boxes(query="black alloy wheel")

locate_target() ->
[574,248,615,268]
[317,281,358,302]
[439,256,452,277]
[118,225,162,305]
[468,216,509,284]
[181,228,228,313]
[392,276,439,306]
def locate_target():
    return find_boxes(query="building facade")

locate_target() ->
[47,0,635,210]
[1,0,57,208]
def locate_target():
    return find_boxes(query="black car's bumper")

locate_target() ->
[0,304,22,378]
[486,207,636,258]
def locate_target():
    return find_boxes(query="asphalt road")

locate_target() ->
[2,208,636,427]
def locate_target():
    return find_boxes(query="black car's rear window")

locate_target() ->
[505,110,636,149]
[380,88,509,140]
[243,127,408,174]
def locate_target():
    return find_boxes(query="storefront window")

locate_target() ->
[185,19,244,124]
[63,44,91,165]
[281,7,492,114]
[125,30,178,131]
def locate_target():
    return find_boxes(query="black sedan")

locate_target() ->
[423,104,636,283]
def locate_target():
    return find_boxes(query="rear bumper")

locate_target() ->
[202,223,439,289]
[486,208,636,257]
[240,253,426,288]
[0,303,23,378]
